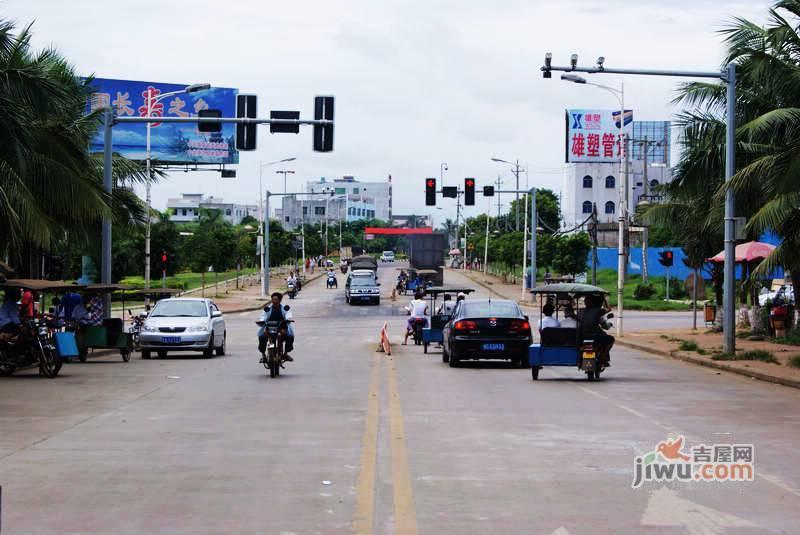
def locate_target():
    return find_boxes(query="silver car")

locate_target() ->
[139,298,226,359]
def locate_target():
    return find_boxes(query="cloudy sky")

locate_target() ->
[6,0,771,223]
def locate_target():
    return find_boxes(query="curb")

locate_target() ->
[616,339,800,390]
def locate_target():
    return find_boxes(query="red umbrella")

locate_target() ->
[708,241,775,263]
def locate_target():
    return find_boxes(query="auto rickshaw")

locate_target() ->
[72,284,135,362]
[528,283,613,381]
[421,287,476,353]
[400,268,419,295]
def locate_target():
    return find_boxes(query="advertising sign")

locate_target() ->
[565,109,633,163]
[87,78,239,164]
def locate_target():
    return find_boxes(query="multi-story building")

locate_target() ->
[274,175,389,229]
[166,193,259,225]
[561,120,673,229]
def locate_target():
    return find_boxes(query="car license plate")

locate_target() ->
[161,336,181,343]
[483,343,505,351]
[583,351,596,359]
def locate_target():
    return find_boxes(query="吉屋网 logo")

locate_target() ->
[632,435,754,488]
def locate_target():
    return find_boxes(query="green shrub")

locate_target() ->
[790,356,800,368]
[678,340,699,352]
[712,349,779,364]
[633,283,656,300]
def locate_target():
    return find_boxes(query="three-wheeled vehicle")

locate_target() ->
[529,283,613,381]
[71,284,135,362]
[0,278,83,377]
[421,287,475,353]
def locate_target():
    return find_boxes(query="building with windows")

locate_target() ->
[166,193,259,225]
[561,120,672,230]
[274,175,390,230]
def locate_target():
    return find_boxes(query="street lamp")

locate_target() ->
[491,157,525,230]
[561,73,628,338]
[144,82,211,292]
[258,157,296,297]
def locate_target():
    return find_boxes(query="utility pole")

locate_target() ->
[514,160,521,230]
[632,135,661,284]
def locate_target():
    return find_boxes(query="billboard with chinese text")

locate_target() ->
[565,109,633,163]
[87,78,239,164]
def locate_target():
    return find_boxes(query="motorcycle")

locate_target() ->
[411,317,426,346]
[127,309,147,350]
[0,318,62,378]
[326,274,337,289]
[579,312,614,381]
[397,278,407,295]
[287,282,297,299]
[340,264,348,274]
[258,320,285,378]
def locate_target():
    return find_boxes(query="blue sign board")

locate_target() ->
[87,78,239,164]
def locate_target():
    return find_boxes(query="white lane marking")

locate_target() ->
[641,487,754,534]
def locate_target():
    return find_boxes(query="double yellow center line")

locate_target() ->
[353,353,418,535]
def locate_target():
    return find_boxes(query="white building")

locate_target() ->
[305,176,391,221]
[167,193,259,225]
[562,120,673,228]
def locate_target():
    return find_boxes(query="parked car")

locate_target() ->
[139,298,226,359]
[345,273,381,305]
[381,251,395,262]
[442,299,531,367]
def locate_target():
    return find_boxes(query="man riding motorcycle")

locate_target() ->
[402,291,428,345]
[396,270,408,293]
[258,292,295,362]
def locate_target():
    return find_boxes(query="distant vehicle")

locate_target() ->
[442,299,531,367]
[345,273,380,305]
[139,298,226,359]
[381,251,395,262]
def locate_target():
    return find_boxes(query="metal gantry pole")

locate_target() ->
[264,192,271,296]
[723,62,737,354]
[101,109,114,316]
[530,188,537,298]
[144,95,152,292]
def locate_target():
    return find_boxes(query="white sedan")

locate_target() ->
[139,298,226,359]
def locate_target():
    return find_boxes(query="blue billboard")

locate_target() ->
[87,78,239,164]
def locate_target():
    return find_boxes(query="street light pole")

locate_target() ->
[560,74,627,337]
[276,169,295,193]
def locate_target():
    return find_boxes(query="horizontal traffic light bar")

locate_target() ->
[115,116,332,125]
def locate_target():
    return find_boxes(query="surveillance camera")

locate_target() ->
[543,70,552,79]
[544,52,552,68]
[570,54,578,69]
[597,56,605,70]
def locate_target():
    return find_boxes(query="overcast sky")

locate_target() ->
[6,0,771,224]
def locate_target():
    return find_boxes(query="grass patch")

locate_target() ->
[790,356,800,368]
[594,269,710,312]
[678,340,699,352]
[712,349,779,364]
[121,267,258,292]
[775,330,800,346]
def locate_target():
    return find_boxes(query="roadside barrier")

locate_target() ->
[376,322,392,355]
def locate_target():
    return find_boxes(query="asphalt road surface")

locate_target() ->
[1,264,799,534]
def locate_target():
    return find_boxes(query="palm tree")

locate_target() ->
[663,0,800,318]
[0,19,150,277]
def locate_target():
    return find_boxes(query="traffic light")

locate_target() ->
[198,109,222,132]
[425,178,436,206]
[313,95,334,152]
[483,185,495,197]
[236,94,257,150]
[464,178,475,205]
[658,250,674,267]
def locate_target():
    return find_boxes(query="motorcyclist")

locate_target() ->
[402,291,428,345]
[326,267,336,287]
[286,272,298,295]
[577,295,614,365]
[258,292,295,363]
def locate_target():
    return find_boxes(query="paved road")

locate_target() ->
[1,265,799,534]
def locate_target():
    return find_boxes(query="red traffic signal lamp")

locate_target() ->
[464,177,475,205]
[425,178,436,206]
[658,250,674,267]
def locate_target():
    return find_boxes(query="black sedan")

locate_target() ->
[442,299,532,367]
